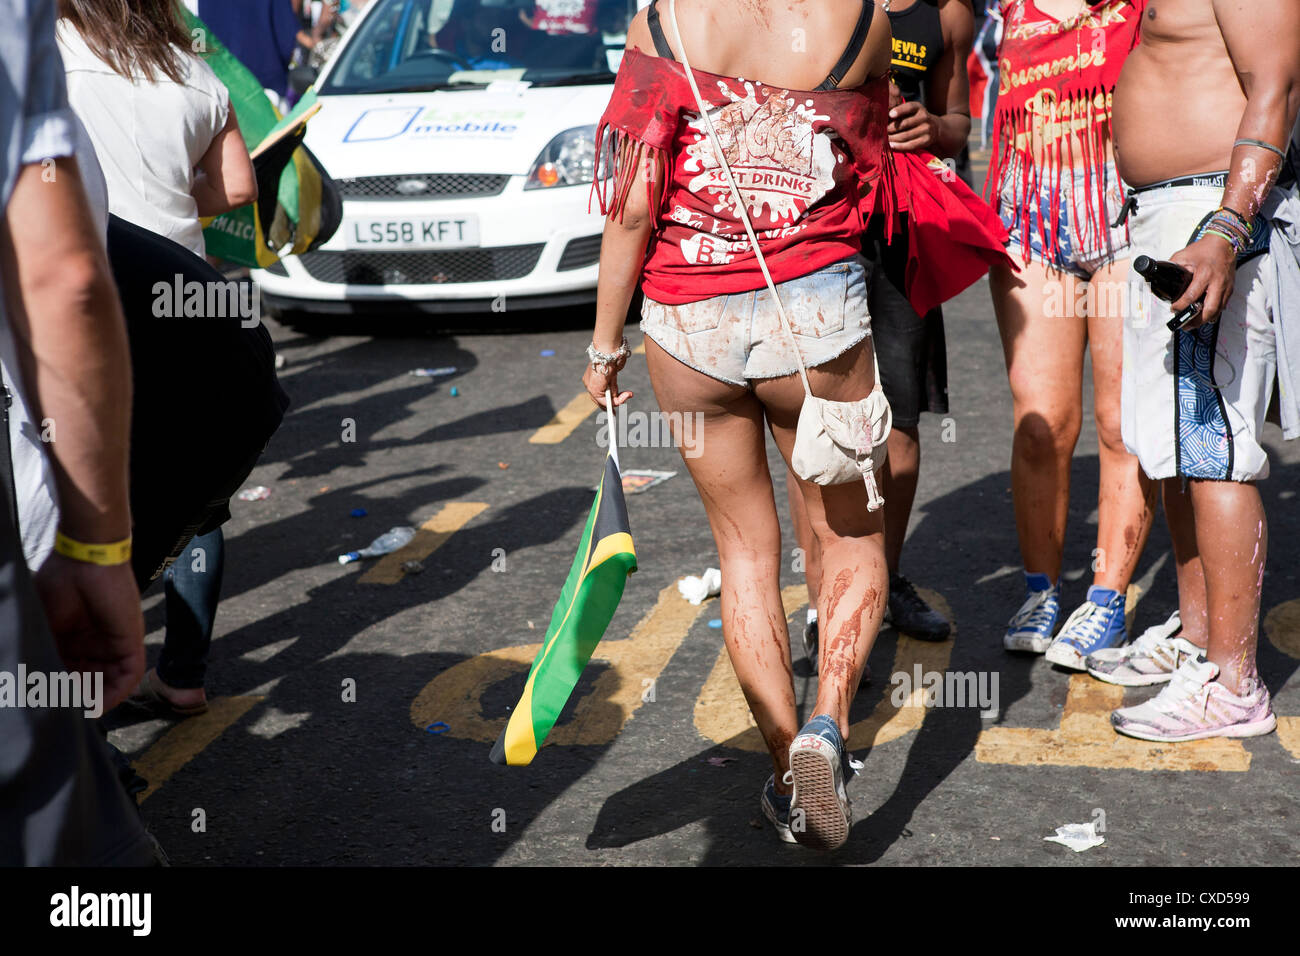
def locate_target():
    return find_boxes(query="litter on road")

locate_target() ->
[678,568,721,605]
[1043,823,1105,852]
[338,526,417,565]
[618,469,676,495]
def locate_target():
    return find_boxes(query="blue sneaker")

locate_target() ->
[1046,586,1127,670]
[786,715,858,850]
[760,775,796,844]
[1003,573,1060,653]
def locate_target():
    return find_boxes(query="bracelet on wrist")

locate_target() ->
[587,337,631,375]
[1202,227,1243,256]
[54,530,132,567]
[1214,205,1253,234]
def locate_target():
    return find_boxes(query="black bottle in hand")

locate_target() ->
[1133,255,1203,331]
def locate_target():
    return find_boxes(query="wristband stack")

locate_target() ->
[1202,206,1253,256]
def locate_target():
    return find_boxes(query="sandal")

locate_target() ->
[124,669,209,717]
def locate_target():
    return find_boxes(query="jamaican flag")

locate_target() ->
[490,446,637,765]
[181,9,339,267]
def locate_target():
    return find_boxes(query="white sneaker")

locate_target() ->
[1111,657,1277,742]
[1086,611,1202,686]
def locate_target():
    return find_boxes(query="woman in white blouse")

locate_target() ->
[55,0,259,717]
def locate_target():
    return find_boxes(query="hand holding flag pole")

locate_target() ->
[488,389,637,765]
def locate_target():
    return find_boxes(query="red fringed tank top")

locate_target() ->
[988,0,1146,262]
[591,48,893,305]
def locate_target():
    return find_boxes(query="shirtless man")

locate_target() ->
[1106,0,1300,741]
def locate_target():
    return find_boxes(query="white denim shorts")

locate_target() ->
[639,256,871,386]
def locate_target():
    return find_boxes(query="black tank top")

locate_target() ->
[888,0,943,103]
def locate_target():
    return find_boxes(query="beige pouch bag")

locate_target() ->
[667,0,892,510]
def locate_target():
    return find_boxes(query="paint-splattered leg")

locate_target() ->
[1187,479,1266,692]
[645,338,799,790]
[1162,479,1208,646]
[757,341,887,743]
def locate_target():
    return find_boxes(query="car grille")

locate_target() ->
[335,173,510,200]
[296,245,545,286]
[557,234,602,271]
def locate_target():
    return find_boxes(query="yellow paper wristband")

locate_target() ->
[54,531,132,566]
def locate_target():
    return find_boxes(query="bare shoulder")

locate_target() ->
[625,5,656,57]
[938,0,976,43]
[868,2,895,78]
[830,1,894,85]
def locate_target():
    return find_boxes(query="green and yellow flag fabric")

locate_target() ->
[490,451,637,766]
[181,9,332,267]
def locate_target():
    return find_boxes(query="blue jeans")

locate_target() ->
[157,528,225,689]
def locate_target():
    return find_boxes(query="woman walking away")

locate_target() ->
[583,0,893,851]
[987,0,1159,668]
[57,0,257,716]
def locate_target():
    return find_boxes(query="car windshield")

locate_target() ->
[323,0,637,94]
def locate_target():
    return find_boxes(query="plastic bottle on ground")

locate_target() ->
[338,526,417,564]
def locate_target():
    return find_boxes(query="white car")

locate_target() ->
[257,0,638,319]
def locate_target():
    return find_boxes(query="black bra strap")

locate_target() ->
[647,0,676,60]
[815,0,874,90]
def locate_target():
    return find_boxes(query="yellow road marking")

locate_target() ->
[527,342,644,446]
[692,585,809,751]
[693,586,957,751]
[134,696,263,802]
[1264,601,1300,760]
[407,577,1295,766]
[1276,717,1300,760]
[975,675,1251,772]
[410,580,705,746]
[1125,582,1141,639]
[359,501,488,584]
[529,392,599,445]
[1264,598,1300,660]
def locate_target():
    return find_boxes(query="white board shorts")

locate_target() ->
[1121,185,1278,483]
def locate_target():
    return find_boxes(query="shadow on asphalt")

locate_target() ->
[119,399,1300,864]
[585,449,1300,864]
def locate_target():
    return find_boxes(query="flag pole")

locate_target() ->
[604,389,620,471]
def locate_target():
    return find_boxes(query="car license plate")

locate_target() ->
[346,216,479,250]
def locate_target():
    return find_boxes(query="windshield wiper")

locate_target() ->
[345,81,490,94]
[527,73,614,88]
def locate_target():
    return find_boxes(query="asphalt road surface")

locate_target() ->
[101,261,1300,868]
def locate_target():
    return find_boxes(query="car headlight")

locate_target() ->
[524,125,597,190]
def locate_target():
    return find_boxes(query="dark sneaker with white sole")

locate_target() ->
[887,573,951,641]
[786,714,860,851]
[760,774,796,844]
